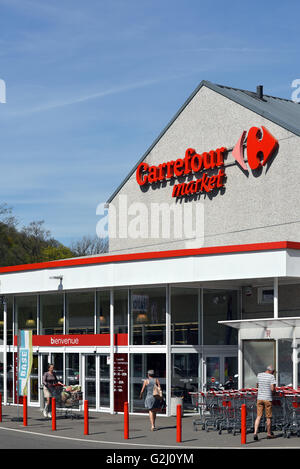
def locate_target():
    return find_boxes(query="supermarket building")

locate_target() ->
[1,80,300,415]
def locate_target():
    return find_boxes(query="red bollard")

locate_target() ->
[0,392,2,423]
[23,395,27,427]
[124,402,129,440]
[52,398,56,431]
[241,404,247,444]
[84,400,89,435]
[176,404,182,443]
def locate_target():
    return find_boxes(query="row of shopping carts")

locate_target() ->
[189,387,300,438]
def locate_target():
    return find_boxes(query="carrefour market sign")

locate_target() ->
[135,126,278,198]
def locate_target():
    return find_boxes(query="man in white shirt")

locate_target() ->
[253,365,276,441]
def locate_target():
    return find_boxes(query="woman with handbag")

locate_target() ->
[140,369,163,431]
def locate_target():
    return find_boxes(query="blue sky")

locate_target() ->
[0,0,298,246]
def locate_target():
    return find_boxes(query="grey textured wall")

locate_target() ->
[108,86,300,254]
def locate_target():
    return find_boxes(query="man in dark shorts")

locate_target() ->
[253,365,276,440]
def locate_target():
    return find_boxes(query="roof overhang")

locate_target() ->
[1,240,300,295]
[219,317,300,330]
[219,317,300,340]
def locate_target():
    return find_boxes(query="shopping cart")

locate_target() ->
[53,384,83,419]
[282,392,300,438]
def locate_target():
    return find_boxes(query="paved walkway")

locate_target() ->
[0,405,299,449]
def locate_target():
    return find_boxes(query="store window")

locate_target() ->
[0,352,3,395]
[278,339,293,386]
[171,354,198,412]
[0,307,3,346]
[15,295,37,335]
[242,286,273,319]
[114,290,128,335]
[7,352,13,403]
[66,354,80,386]
[67,291,94,334]
[130,287,166,345]
[7,297,13,345]
[30,354,39,402]
[51,353,64,383]
[130,353,166,413]
[224,356,238,383]
[243,340,275,388]
[279,284,300,318]
[203,290,239,345]
[0,297,13,345]
[96,290,110,334]
[85,355,96,409]
[171,287,199,345]
[40,294,64,335]
[100,354,110,408]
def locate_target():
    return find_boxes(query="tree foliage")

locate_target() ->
[0,205,108,266]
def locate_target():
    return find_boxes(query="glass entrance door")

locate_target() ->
[84,354,110,410]
[85,355,96,408]
[204,353,238,389]
[28,354,39,405]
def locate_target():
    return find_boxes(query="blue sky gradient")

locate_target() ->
[0,0,298,245]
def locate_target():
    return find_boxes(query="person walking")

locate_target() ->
[42,364,63,418]
[253,365,276,440]
[140,370,163,431]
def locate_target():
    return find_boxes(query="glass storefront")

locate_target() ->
[130,353,166,413]
[243,340,276,388]
[278,339,293,386]
[15,295,38,335]
[114,290,128,334]
[0,286,246,413]
[99,354,110,408]
[171,353,198,412]
[40,293,64,335]
[96,290,110,334]
[66,353,80,386]
[67,291,94,335]
[171,287,199,345]
[130,287,166,345]
[85,355,96,408]
[29,354,39,402]
[203,290,239,345]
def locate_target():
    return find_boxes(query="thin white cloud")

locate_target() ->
[6,69,202,118]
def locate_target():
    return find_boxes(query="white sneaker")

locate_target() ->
[47,412,52,418]
[43,409,48,417]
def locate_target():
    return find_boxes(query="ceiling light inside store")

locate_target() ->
[25,317,36,328]
[136,313,148,323]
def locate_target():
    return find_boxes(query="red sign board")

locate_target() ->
[13,333,128,347]
[113,353,128,412]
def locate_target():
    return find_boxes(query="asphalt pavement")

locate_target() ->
[0,404,299,451]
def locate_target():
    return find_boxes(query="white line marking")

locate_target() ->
[0,426,198,449]
[0,426,295,449]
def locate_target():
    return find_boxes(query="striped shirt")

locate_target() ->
[257,372,276,401]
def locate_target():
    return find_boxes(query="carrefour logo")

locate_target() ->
[136,125,278,198]
[232,126,278,171]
